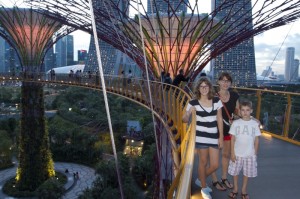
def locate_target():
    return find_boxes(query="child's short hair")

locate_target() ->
[240,100,253,109]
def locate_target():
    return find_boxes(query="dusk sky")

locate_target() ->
[2,0,300,76]
[71,0,300,76]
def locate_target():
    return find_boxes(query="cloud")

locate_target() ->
[254,21,300,75]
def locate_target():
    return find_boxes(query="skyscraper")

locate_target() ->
[147,0,187,13]
[261,66,273,77]
[285,47,295,82]
[0,37,5,73]
[84,0,139,76]
[55,35,74,67]
[292,59,299,81]
[211,0,257,86]
[0,36,21,73]
[78,50,87,64]
[43,46,55,72]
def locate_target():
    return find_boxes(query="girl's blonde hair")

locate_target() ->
[194,77,215,100]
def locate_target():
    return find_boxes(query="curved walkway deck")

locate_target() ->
[0,162,96,199]
[191,134,300,199]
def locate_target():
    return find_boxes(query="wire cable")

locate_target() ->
[88,0,124,198]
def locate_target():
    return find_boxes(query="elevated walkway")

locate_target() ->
[1,73,300,198]
[191,134,300,199]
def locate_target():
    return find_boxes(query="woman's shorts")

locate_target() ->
[195,143,218,149]
[224,135,231,141]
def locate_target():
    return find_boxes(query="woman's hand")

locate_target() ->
[182,106,196,123]
[218,138,223,149]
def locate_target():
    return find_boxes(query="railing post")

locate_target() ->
[283,94,292,138]
[255,90,261,120]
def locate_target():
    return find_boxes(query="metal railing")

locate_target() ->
[1,72,299,198]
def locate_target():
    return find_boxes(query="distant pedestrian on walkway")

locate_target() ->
[127,69,133,84]
[172,69,189,87]
[163,72,172,90]
[228,100,261,199]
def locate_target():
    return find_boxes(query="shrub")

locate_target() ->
[36,178,65,199]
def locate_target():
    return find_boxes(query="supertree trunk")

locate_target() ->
[16,81,54,191]
[0,5,74,191]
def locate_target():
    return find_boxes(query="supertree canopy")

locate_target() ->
[0,1,75,191]
[28,0,300,80]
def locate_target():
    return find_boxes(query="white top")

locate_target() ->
[186,97,223,146]
[229,118,261,157]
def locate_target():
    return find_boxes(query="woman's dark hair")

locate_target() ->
[194,77,215,100]
[218,72,233,83]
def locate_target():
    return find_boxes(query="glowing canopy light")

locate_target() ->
[0,8,61,70]
[28,0,300,81]
[135,13,218,78]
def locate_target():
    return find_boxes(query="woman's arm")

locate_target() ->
[234,99,240,118]
[182,106,195,123]
[217,108,224,148]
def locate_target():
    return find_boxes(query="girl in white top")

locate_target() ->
[183,77,224,199]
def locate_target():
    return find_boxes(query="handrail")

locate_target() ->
[0,72,193,198]
[1,72,300,199]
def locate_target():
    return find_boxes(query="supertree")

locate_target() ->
[26,0,300,197]
[28,0,300,81]
[0,1,75,191]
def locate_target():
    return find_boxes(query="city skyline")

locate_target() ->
[70,1,300,77]
[2,0,299,76]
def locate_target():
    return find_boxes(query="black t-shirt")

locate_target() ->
[221,91,239,136]
[172,74,189,87]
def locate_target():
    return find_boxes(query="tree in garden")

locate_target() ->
[0,3,74,191]
[0,130,13,166]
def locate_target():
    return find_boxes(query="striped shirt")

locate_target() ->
[186,97,223,146]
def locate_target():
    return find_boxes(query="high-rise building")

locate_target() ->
[43,46,55,72]
[147,0,187,13]
[292,59,299,81]
[0,36,21,74]
[85,0,141,76]
[211,0,257,86]
[0,37,5,73]
[55,35,74,67]
[284,47,295,82]
[261,66,273,77]
[78,50,87,64]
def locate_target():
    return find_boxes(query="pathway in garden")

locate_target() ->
[0,162,96,199]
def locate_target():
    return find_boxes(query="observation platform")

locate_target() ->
[1,73,300,198]
[191,134,300,199]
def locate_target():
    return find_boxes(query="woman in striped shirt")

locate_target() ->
[183,77,224,199]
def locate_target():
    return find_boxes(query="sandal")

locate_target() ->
[228,191,238,199]
[222,178,233,189]
[212,181,226,191]
[241,193,250,199]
